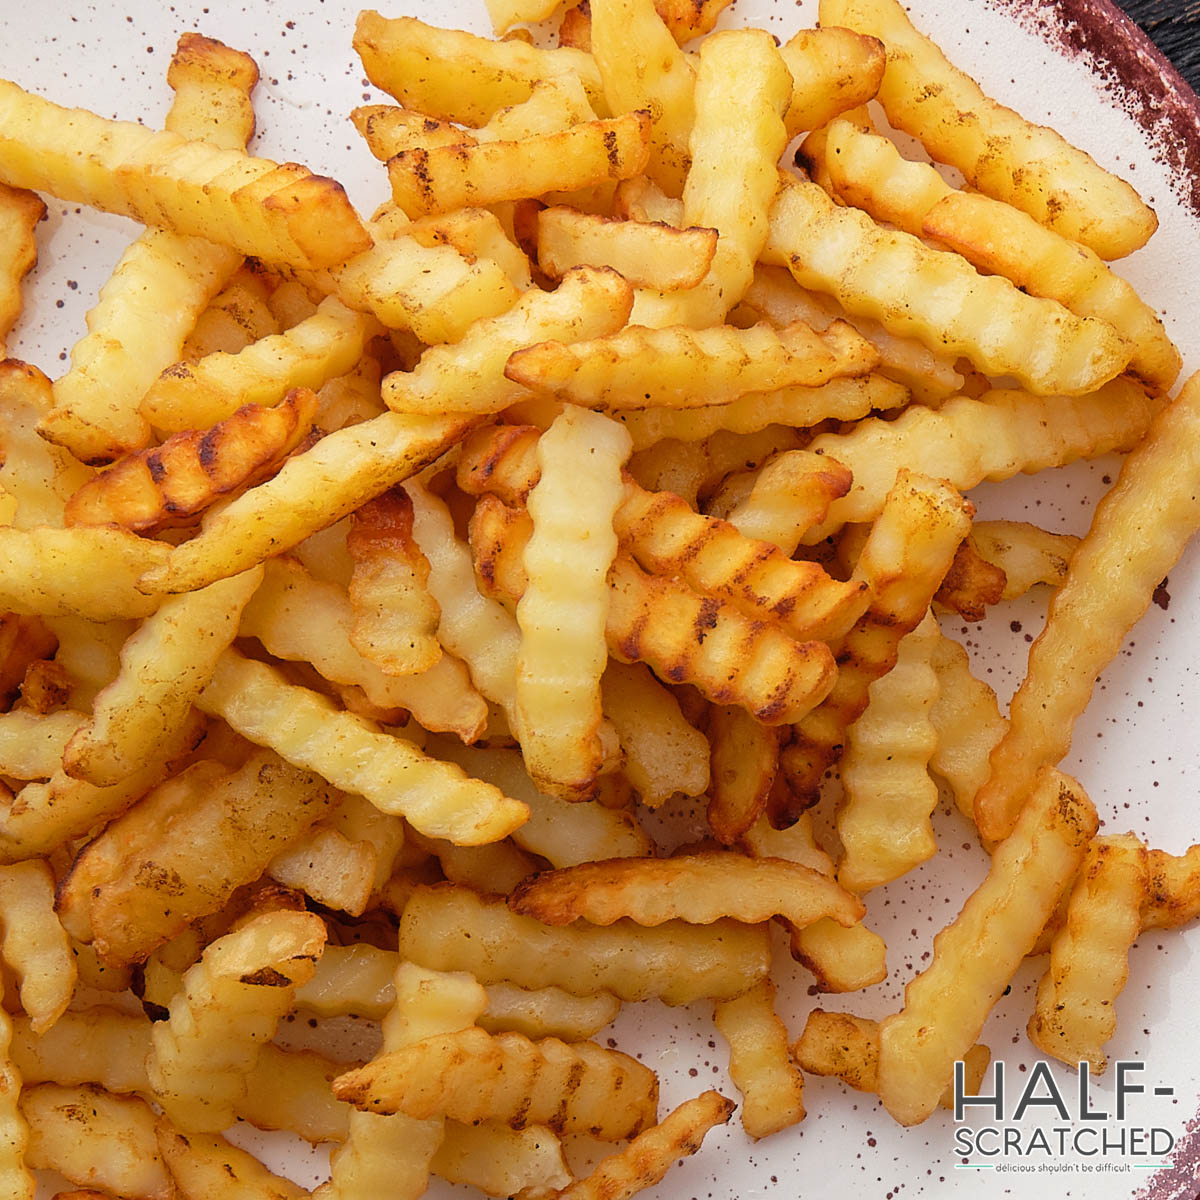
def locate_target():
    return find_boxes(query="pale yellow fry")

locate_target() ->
[766,179,1131,395]
[633,29,791,329]
[135,411,474,595]
[266,823,375,916]
[399,884,771,1004]
[147,910,327,1132]
[427,737,653,867]
[927,629,1007,825]
[406,206,532,292]
[0,183,42,359]
[319,963,487,1200]
[538,207,716,291]
[819,0,1156,258]
[23,1084,171,1199]
[877,768,1098,1126]
[183,266,278,358]
[140,296,378,433]
[838,611,940,893]
[0,711,204,862]
[799,378,1157,543]
[713,979,804,1138]
[1029,833,1147,1074]
[0,79,369,270]
[971,520,1079,601]
[156,1122,305,1199]
[601,661,709,807]
[197,649,527,845]
[57,751,336,964]
[431,1121,571,1198]
[64,567,262,787]
[351,105,475,160]
[240,1044,351,1145]
[506,319,876,410]
[474,74,596,141]
[589,0,695,191]
[617,373,906,449]
[485,0,563,33]
[739,264,964,406]
[478,982,621,1042]
[0,861,74,1034]
[976,372,1200,842]
[0,363,92,529]
[334,1026,659,1141]
[781,26,886,138]
[384,266,632,416]
[39,36,256,465]
[354,11,607,125]
[388,113,650,216]
[11,1008,151,1096]
[241,556,486,742]
[0,981,31,1200]
[0,709,85,780]
[555,1091,734,1200]
[925,189,1180,393]
[517,407,629,798]
[407,480,523,725]
[0,526,168,620]
[509,850,865,929]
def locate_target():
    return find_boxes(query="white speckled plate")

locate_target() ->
[5,2,1200,1197]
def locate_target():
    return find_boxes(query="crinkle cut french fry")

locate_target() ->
[555,1090,735,1200]
[765,178,1132,396]
[818,0,1157,259]
[632,29,791,328]
[0,980,31,1200]
[0,78,370,271]
[430,1120,571,1198]
[351,105,476,161]
[516,407,629,800]
[589,0,695,192]
[707,706,778,846]
[198,649,527,845]
[266,823,375,916]
[135,411,476,596]
[923,190,1180,393]
[713,979,804,1138]
[183,264,279,358]
[799,377,1157,544]
[65,388,320,534]
[0,709,84,780]
[147,910,327,1133]
[155,1121,306,1199]
[353,11,607,126]
[399,884,771,1005]
[932,535,1007,622]
[333,1026,659,1142]
[780,471,972,813]
[0,861,74,1034]
[970,520,1078,601]
[506,319,878,410]
[780,26,886,138]
[837,611,941,893]
[383,265,633,416]
[0,183,43,358]
[140,296,378,434]
[975,372,1200,843]
[877,768,1098,1126]
[23,1084,171,1200]
[38,36,257,466]
[1028,833,1147,1074]
[405,207,533,293]
[537,206,717,291]
[64,567,263,788]
[388,112,651,217]
[509,850,865,930]
[1141,844,1200,931]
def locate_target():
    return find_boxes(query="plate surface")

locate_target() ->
[4,2,1200,1197]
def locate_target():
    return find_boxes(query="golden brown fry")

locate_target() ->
[933,535,1007,621]
[780,26,885,137]
[182,265,278,359]
[819,0,1157,258]
[0,184,42,358]
[878,768,1098,1125]
[334,1026,658,1141]
[65,388,319,534]
[554,1090,735,1200]
[155,1121,306,1199]
[976,371,1200,842]
[970,520,1079,601]
[1028,833,1147,1073]
[351,105,474,161]
[399,884,771,1004]
[509,850,865,929]
[765,178,1132,396]
[707,706,779,846]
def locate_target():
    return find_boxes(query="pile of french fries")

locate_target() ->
[0,0,1196,1195]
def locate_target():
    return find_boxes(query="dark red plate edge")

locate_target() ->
[993,0,1200,221]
